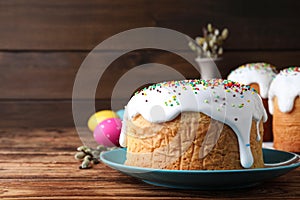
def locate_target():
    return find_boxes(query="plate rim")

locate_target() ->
[100,148,300,174]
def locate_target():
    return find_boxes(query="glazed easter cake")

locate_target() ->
[228,62,277,141]
[119,79,267,170]
[268,67,300,152]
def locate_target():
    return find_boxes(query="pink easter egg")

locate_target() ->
[93,117,122,147]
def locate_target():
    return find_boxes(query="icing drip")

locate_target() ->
[120,79,267,168]
[268,67,300,114]
[256,121,261,141]
[228,62,277,99]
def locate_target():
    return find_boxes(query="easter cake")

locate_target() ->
[268,67,300,152]
[228,62,277,141]
[119,79,267,170]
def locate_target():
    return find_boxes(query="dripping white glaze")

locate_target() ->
[268,67,300,114]
[120,79,267,168]
[228,63,277,99]
[256,121,261,141]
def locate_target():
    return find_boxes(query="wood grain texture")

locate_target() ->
[0,128,299,199]
[0,0,299,128]
[0,0,299,50]
[0,49,299,127]
[0,50,299,99]
[0,100,129,127]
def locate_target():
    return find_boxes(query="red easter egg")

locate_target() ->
[93,118,122,147]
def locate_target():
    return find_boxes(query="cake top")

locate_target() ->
[227,62,277,99]
[120,79,267,168]
[268,67,300,114]
[279,66,300,75]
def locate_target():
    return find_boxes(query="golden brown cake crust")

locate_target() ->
[250,83,273,142]
[125,112,264,170]
[273,97,300,152]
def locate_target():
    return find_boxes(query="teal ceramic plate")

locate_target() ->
[100,148,299,190]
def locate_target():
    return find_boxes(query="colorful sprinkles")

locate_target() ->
[135,79,257,96]
[134,79,259,124]
[232,62,277,77]
[280,66,300,76]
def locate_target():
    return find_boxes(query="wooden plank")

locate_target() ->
[0,100,75,127]
[0,52,85,99]
[152,0,300,50]
[0,0,299,50]
[0,51,299,99]
[0,51,197,99]
[0,128,81,151]
[1,179,299,199]
[0,128,299,199]
[0,100,128,127]
[0,0,153,50]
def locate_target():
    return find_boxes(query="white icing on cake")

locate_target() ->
[227,63,277,99]
[268,67,300,114]
[120,79,267,168]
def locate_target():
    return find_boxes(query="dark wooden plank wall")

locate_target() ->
[0,0,299,127]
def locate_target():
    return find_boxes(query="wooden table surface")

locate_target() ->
[0,128,299,199]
